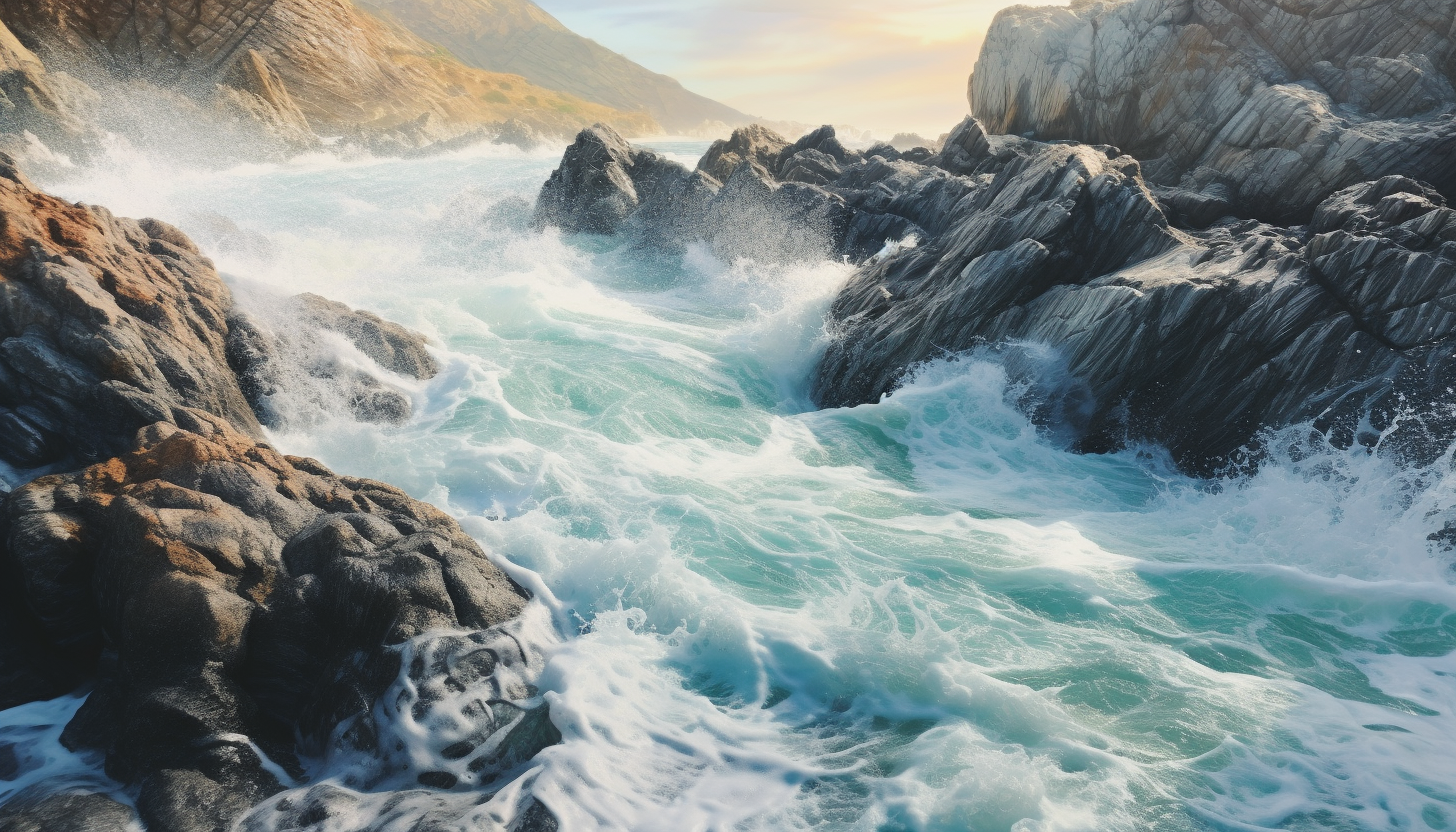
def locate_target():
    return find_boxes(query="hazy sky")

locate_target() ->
[534,1,1049,137]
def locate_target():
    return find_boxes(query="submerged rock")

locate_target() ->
[969,0,1456,221]
[227,292,439,428]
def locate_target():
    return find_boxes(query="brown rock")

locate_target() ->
[2,411,529,832]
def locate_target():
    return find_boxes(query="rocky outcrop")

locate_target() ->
[0,790,138,832]
[1,412,529,832]
[537,120,1456,472]
[533,123,963,262]
[356,0,751,135]
[0,0,658,152]
[0,163,539,830]
[969,0,1456,221]
[0,155,261,470]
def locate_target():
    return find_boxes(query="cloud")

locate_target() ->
[535,0,1046,136]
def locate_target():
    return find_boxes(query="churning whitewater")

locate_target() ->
[4,139,1456,832]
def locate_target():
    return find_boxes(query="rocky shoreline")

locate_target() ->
[530,0,1456,474]
[0,159,549,831]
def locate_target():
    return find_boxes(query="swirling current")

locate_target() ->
[3,138,1456,832]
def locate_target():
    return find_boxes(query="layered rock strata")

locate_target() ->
[536,120,1456,472]
[0,162,539,831]
[969,0,1456,221]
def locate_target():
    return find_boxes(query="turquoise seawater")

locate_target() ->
[8,139,1456,831]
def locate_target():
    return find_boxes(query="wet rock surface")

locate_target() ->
[537,119,1456,472]
[0,789,138,832]
[227,293,438,428]
[0,155,261,470]
[969,0,1456,221]
[1,411,529,831]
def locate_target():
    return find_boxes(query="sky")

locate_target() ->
[534,1,1050,138]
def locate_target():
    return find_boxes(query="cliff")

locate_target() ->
[969,0,1456,221]
[0,159,545,831]
[357,0,751,135]
[0,0,659,149]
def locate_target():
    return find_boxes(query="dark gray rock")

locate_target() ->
[814,156,1456,471]
[537,117,1456,471]
[0,789,137,832]
[535,123,941,263]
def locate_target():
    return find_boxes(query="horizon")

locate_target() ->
[535,0,1065,137]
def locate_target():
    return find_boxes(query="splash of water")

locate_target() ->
[3,134,1454,832]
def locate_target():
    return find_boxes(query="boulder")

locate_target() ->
[969,0,1456,221]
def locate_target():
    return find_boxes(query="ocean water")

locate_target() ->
[3,137,1456,831]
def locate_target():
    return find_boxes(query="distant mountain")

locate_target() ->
[356,0,752,134]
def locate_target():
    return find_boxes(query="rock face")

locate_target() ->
[0,790,138,832]
[0,166,537,830]
[0,155,261,470]
[970,0,1456,221]
[536,120,1456,472]
[1,412,529,831]
[0,0,658,149]
[356,0,751,134]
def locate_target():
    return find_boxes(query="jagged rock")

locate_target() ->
[969,0,1456,220]
[0,789,137,832]
[537,119,1456,470]
[0,167,541,830]
[535,123,940,262]
[696,124,790,183]
[0,411,529,832]
[0,154,262,469]
[813,146,1456,470]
